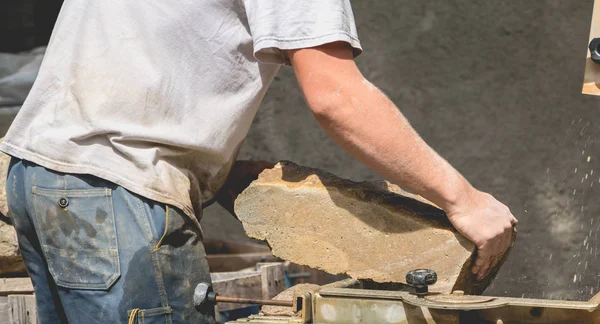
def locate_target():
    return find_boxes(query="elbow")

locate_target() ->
[306,90,349,123]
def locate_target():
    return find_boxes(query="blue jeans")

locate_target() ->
[6,158,215,323]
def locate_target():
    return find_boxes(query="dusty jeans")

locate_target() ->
[6,158,215,323]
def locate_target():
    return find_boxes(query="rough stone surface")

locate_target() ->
[0,221,23,275]
[0,139,8,218]
[0,138,25,275]
[235,161,513,294]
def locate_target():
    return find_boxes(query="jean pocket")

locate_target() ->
[32,186,120,290]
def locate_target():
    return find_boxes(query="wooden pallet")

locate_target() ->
[0,278,36,324]
[0,263,286,324]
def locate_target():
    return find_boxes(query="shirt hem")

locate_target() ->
[253,31,363,65]
[0,141,202,230]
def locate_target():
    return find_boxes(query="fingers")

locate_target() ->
[488,225,512,277]
[472,238,491,277]
[509,209,518,225]
[478,237,500,280]
[452,193,517,281]
[504,205,518,226]
[472,222,513,280]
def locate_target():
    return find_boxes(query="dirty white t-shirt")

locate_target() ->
[0,0,362,225]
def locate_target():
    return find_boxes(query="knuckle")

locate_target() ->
[493,227,505,237]
[476,239,489,249]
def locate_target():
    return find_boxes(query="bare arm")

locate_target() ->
[287,42,517,279]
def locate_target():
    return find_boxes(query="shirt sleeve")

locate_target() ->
[242,0,363,65]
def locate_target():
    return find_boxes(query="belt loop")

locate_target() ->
[153,205,169,251]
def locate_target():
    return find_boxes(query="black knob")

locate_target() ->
[589,38,600,64]
[406,269,437,295]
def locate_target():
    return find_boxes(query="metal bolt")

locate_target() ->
[58,197,69,208]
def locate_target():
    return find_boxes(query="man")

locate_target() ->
[1,0,517,323]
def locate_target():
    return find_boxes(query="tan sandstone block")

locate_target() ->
[235,161,513,294]
[1,141,8,218]
[0,221,23,275]
[0,140,26,275]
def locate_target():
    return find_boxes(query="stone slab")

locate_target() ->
[0,140,25,275]
[235,161,513,294]
[1,139,8,218]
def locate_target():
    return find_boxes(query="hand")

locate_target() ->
[216,160,275,217]
[444,188,518,280]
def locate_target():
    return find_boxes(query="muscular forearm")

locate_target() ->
[311,78,472,210]
[289,43,517,280]
[289,44,473,210]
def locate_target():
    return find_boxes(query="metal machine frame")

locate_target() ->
[226,283,600,323]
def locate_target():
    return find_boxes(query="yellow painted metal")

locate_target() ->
[582,0,600,95]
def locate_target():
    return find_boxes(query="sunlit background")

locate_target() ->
[2,0,599,300]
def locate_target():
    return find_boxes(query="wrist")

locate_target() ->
[422,172,477,213]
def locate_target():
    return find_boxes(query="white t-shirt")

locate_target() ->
[0,0,362,226]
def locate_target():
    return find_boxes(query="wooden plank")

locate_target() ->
[0,296,9,323]
[212,271,263,312]
[0,278,34,296]
[210,262,285,312]
[256,263,285,300]
[8,295,37,324]
[583,0,600,95]
[207,252,279,272]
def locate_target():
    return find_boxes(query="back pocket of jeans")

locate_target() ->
[32,186,120,290]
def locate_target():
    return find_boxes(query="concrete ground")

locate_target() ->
[3,0,600,300]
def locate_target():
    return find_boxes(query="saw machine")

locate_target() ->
[195,269,600,324]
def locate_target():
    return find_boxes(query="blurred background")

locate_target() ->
[2,0,600,300]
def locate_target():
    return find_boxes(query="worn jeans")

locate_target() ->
[6,158,215,323]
